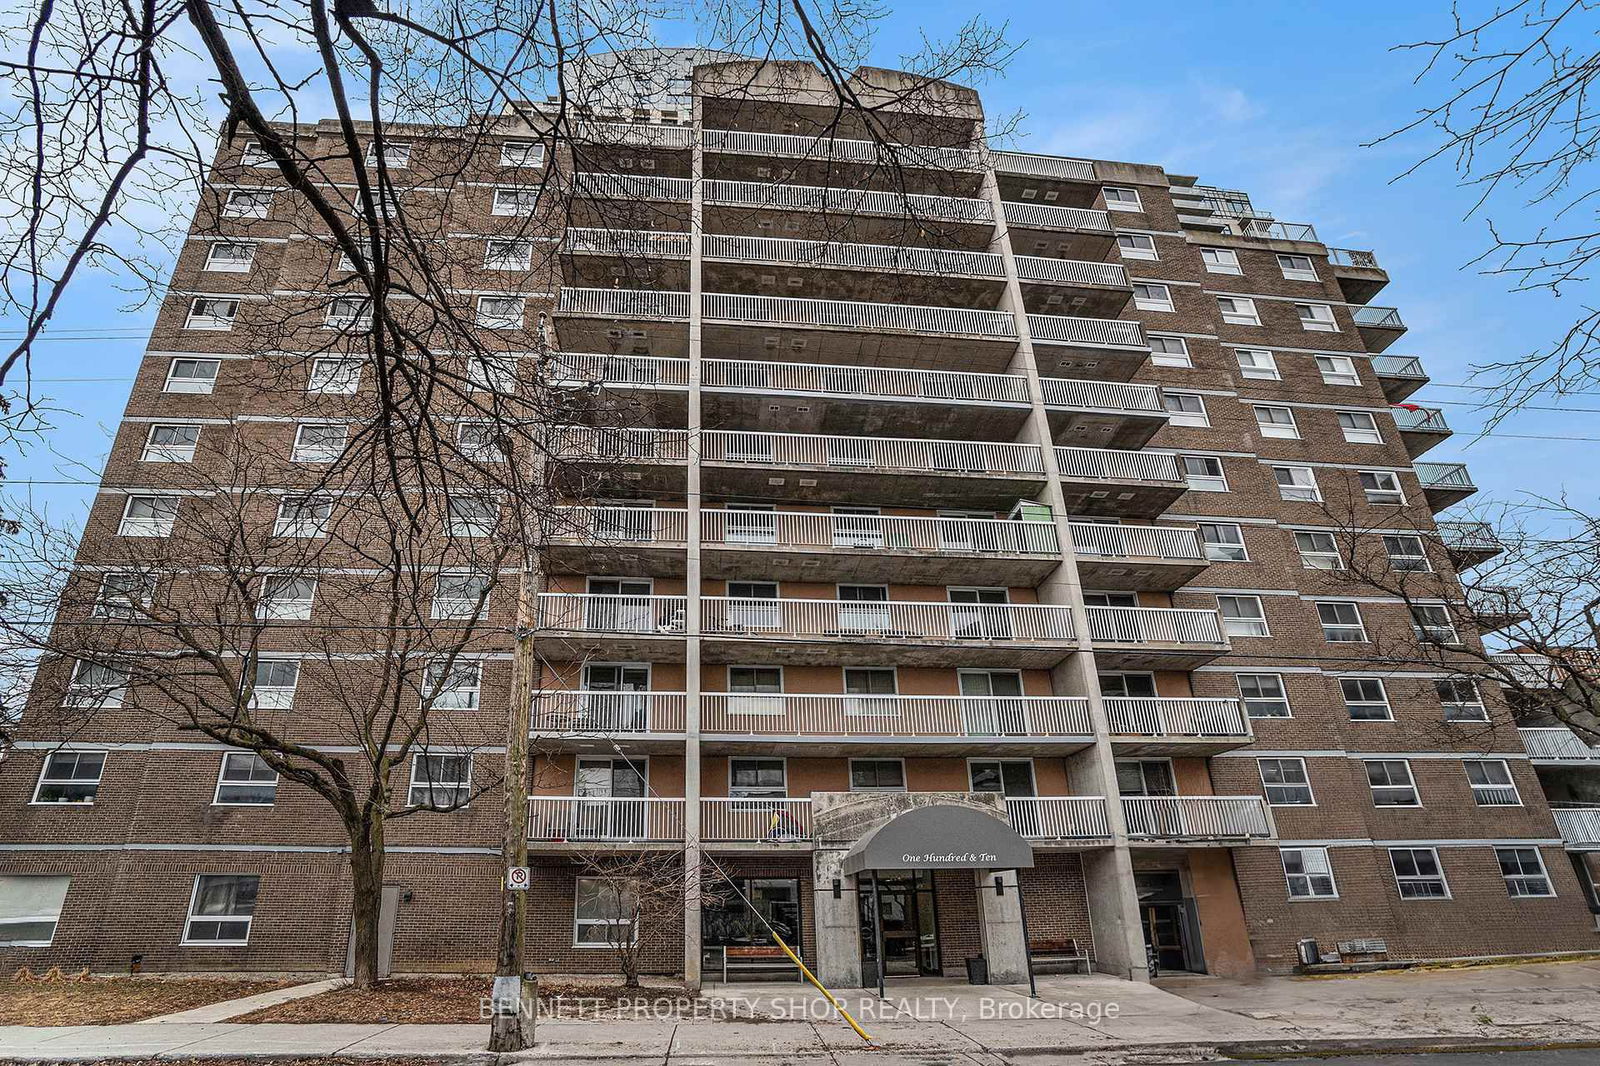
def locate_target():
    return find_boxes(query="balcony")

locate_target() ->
[705,178,993,226]
[1104,697,1253,755]
[701,798,815,847]
[1041,377,1166,448]
[701,430,1046,510]
[527,797,685,847]
[702,128,983,172]
[1053,446,1187,518]
[1416,462,1477,511]
[549,426,690,495]
[1005,797,1113,844]
[989,151,1098,185]
[1521,727,1600,764]
[1067,522,1207,589]
[1469,586,1529,631]
[1328,247,1389,303]
[700,693,1094,755]
[702,234,1006,304]
[1438,520,1502,567]
[578,121,694,150]
[535,592,687,661]
[1553,806,1600,850]
[1393,405,1451,456]
[1372,355,1429,401]
[1238,219,1320,244]
[1353,305,1407,351]
[1086,606,1229,669]
[1012,256,1133,315]
[545,505,688,574]
[549,352,691,391]
[1000,201,1117,258]
[699,596,1078,667]
[531,690,688,752]
[1122,796,1274,844]
[701,510,1062,585]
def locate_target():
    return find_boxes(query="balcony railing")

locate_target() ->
[1239,219,1320,243]
[703,430,1045,476]
[703,292,1018,337]
[1329,247,1380,269]
[701,694,1092,738]
[549,353,691,388]
[1469,586,1525,618]
[1553,806,1600,847]
[537,593,687,634]
[703,178,993,224]
[701,797,815,844]
[579,121,694,149]
[1000,201,1115,233]
[557,287,690,319]
[564,228,691,258]
[988,151,1097,183]
[1055,446,1183,483]
[1520,727,1600,762]
[551,425,691,462]
[1006,797,1112,841]
[1040,377,1163,413]
[549,505,689,545]
[700,597,1076,643]
[571,172,692,202]
[1013,256,1130,289]
[527,797,685,843]
[1354,305,1406,329]
[701,128,981,171]
[1122,796,1273,840]
[1068,522,1204,562]
[1416,462,1475,491]
[702,510,1060,556]
[1086,606,1227,647]
[1027,313,1146,349]
[532,690,688,734]
[1438,520,1500,553]
[1393,406,1450,432]
[1372,355,1427,380]
[1103,698,1249,738]
[704,358,1029,404]
[703,233,1004,277]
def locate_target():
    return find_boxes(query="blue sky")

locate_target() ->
[6,0,1596,525]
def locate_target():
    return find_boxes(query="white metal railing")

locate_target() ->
[1068,522,1203,561]
[556,287,689,319]
[1416,462,1475,491]
[1394,406,1449,432]
[552,425,690,462]
[703,178,992,224]
[1013,256,1130,288]
[1239,219,1320,243]
[1521,727,1600,762]
[1121,796,1273,840]
[702,128,981,171]
[703,430,1045,476]
[702,510,1059,555]
[704,358,1028,404]
[703,292,1017,337]
[701,693,1092,737]
[1001,201,1115,233]
[700,797,815,843]
[703,233,1004,277]
[1329,247,1380,269]
[537,593,688,634]
[1040,377,1163,413]
[1373,355,1427,379]
[1438,520,1499,552]
[1354,305,1406,329]
[700,597,1076,643]
[1006,797,1111,840]
[548,352,691,388]
[532,690,688,734]
[564,228,692,258]
[1086,606,1226,647]
[571,172,692,202]
[549,505,689,545]
[580,122,694,149]
[1027,314,1146,349]
[1055,447,1183,483]
[1554,807,1600,847]
[989,151,1097,183]
[1103,698,1249,738]
[527,797,685,843]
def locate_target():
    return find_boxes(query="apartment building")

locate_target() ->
[4,50,1597,985]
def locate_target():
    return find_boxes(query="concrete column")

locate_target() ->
[975,869,1029,983]
[811,850,863,988]
[681,94,706,990]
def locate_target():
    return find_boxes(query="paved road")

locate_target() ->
[1236,1054,1600,1066]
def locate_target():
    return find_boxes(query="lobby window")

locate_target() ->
[1198,522,1248,562]
[1389,848,1449,899]
[1258,758,1314,805]
[1316,601,1367,642]
[183,874,259,944]
[849,759,906,792]
[1281,848,1337,899]
[1366,760,1420,807]
[32,751,106,804]
[1238,673,1291,718]
[1294,530,1342,569]
[1496,847,1554,897]
[0,875,70,946]
[1340,677,1392,720]
[1217,594,1269,637]
[574,877,638,947]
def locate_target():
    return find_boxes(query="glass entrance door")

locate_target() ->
[859,871,940,978]
[1135,871,1198,974]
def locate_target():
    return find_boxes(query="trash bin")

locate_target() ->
[1296,938,1319,967]
[965,956,988,985]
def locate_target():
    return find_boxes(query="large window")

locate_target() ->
[702,877,801,951]
[1294,531,1342,570]
[1339,677,1392,720]
[1496,847,1554,897]
[0,875,70,946]
[1253,405,1299,439]
[32,752,105,804]
[1180,455,1228,492]
[1281,848,1337,899]
[849,759,905,792]
[408,753,472,807]
[1238,673,1291,718]
[729,758,787,798]
[574,877,638,946]
[1389,848,1449,899]
[1465,759,1521,806]
[1217,595,1269,637]
[1366,760,1420,807]
[1436,678,1487,721]
[214,753,278,805]
[1258,758,1314,805]
[1198,523,1248,562]
[1148,335,1191,367]
[184,875,259,944]
[259,576,316,621]
[421,661,481,710]
[1273,465,1321,502]
[1316,601,1367,642]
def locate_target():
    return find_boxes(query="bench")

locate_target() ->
[703,944,804,983]
[1029,937,1093,975]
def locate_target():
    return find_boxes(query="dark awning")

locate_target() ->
[840,803,1034,874]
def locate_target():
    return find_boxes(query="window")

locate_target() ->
[238,141,272,167]
[1294,530,1342,569]
[1389,848,1448,898]
[1238,673,1291,717]
[1496,847,1553,897]
[119,495,178,537]
[1217,594,1269,637]
[0,875,70,946]
[1295,302,1339,331]
[849,759,906,792]
[1465,759,1521,806]
[484,239,534,271]
[308,358,361,394]
[65,661,127,708]
[1148,335,1191,367]
[1163,392,1208,426]
[222,190,273,218]
[365,141,411,168]
[1180,455,1227,492]
[184,875,258,944]
[273,497,331,538]
[1259,758,1314,805]
[204,242,256,272]
[1278,253,1318,281]
[1273,466,1320,502]
[1315,354,1360,386]
[447,496,497,537]
[467,355,518,393]
[1412,605,1459,644]
[1098,672,1157,697]
[1366,760,1419,806]
[500,141,545,167]
[142,424,200,462]
[184,297,239,330]
[574,877,637,946]
[215,753,277,805]
[433,572,490,620]
[1198,522,1248,562]
[1371,535,1429,575]
[1216,296,1260,325]
[165,358,220,393]
[1340,677,1392,720]
[729,758,787,799]
[491,187,538,215]
[1235,348,1279,380]
[325,297,371,329]
[94,572,155,620]
[1200,247,1242,274]
[1317,601,1366,642]
[258,576,315,621]
[1360,471,1405,505]
[251,659,299,709]
[422,660,481,710]
[476,295,525,329]
[1436,678,1487,721]
[32,751,106,803]
[1254,405,1299,439]
[292,423,346,463]
[408,753,472,807]
[1282,847,1337,899]
[1337,411,1382,444]
[1128,282,1171,312]
[458,422,501,462]
[1116,233,1158,260]
[1103,186,1142,211]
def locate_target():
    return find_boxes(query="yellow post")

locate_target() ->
[770,932,874,1043]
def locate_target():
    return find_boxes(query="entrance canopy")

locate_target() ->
[841,803,1034,875]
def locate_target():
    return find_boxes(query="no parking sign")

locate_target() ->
[506,866,531,891]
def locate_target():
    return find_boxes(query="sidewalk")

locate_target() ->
[3,959,1600,1061]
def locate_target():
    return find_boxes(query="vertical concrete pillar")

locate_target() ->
[812,850,863,987]
[975,869,1030,983]
[681,91,706,991]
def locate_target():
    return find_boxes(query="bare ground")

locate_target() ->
[0,975,297,1026]
[235,975,693,1024]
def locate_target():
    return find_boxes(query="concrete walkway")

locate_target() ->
[136,978,350,1024]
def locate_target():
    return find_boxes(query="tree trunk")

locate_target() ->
[348,818,386,990]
